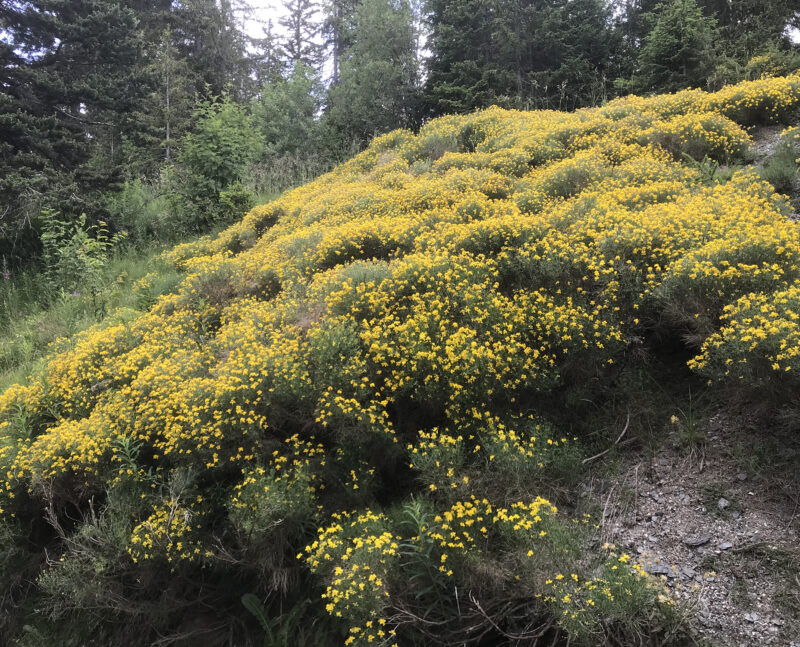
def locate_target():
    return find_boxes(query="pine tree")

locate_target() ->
[172,0,252,98]
[423,0,499,114]
[424,0,619,114]
[251,19,287,85]
[712,0,799,55]
[327,0,419,145]
[618,0,799,78]
[133,31,196,170]
[323,0,361,83]
[627,0,718,93]
[280,0,324,70]
[0,0,144,260]
[617,0,668,46]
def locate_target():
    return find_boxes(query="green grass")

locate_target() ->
[759,136,799,195]
[0,242,187,392]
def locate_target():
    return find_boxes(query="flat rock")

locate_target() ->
[641,557,673,576]
[684,534,712,547]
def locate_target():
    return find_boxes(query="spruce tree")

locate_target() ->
[323,0,361,83]
[627,0,718,93]
[280,0,324,70]
[424,0,619,114]
[0,0,143,260]
[327,0,419,145]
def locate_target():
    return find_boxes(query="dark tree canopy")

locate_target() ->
[424,0,621,114]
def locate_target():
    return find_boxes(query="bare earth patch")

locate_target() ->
[585,413,800,646]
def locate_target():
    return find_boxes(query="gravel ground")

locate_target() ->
[583,413,800,647]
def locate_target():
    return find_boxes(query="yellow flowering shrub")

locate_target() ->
[690,284,800,386]
[229,434,323,537]
[304,498,674,646]
[128,496,205,564]
[3,74,800,643]
[640,111,751,161]
[541,547,678,643]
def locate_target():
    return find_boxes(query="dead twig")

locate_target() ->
[468,593,553,642]
[582,412,631,465]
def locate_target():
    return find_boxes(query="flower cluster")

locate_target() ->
[303,510,399,646]
[540,547,676,643]
[429,496,557,559]
[228,435,323,536]
[128,497,205,565]
[690,283,800,384]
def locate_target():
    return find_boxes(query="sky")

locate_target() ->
[240,0,292,40]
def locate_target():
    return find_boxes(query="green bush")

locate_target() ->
[180,97,261,201]
[104,178,173,243]
[173,97,262,231]
[39,210,127,313]
[760,130,799,195]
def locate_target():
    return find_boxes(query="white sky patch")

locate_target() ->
[239,0,335,80]
[241,0,289,40]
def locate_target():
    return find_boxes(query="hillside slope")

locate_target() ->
[2,76,800,646]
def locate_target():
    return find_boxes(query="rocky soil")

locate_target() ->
[584,412,800,646]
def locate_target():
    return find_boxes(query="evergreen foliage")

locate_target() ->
[0,0,144,261]
[623,0,719,94]
[327,0,420,145]
[424,0,620,113]
[280,0,324,69]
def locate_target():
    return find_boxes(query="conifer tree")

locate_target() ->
[626,0,718,93]
[323,0,361,83]
[0,0,143,259]
[251,19,288,85]
[172,0,253,98]
[327,0,419,145]
[280,0,324,70]
[424,0,618,114]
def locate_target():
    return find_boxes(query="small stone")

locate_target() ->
[744,612,759,623]
[718,497,730,510]
[737,472,747,481]
[642,559,671,576]
[731,510,740,519]
[718,541,733,550]
[647,535,658,542]
[684,535,711,547]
